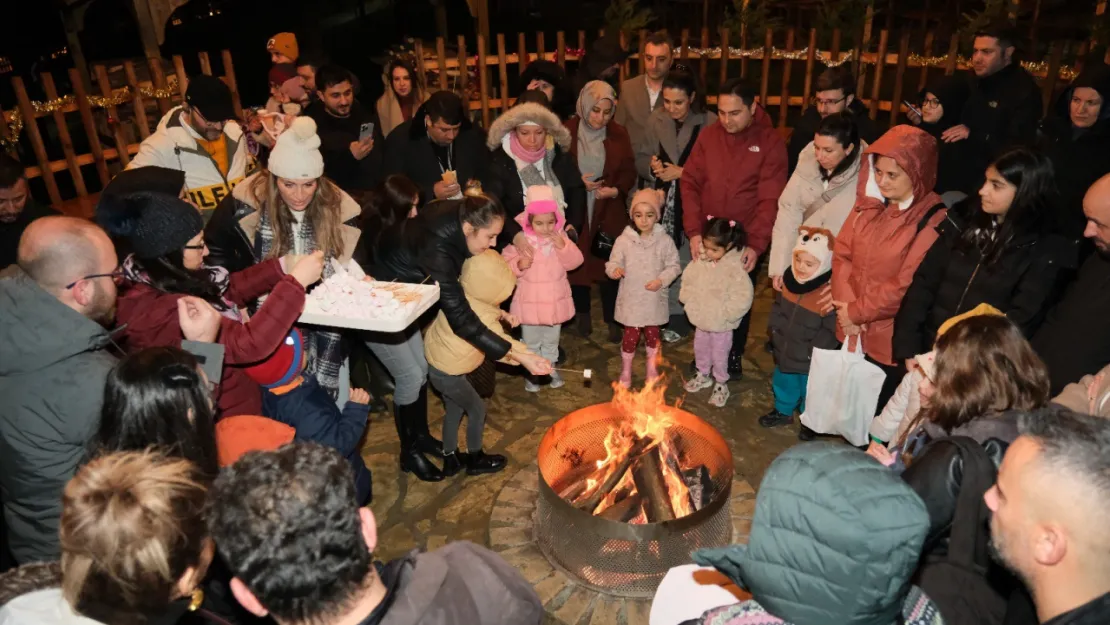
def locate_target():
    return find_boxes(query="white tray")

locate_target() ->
[298,282,440,333]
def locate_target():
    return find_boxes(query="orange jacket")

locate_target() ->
[831,126,946,366]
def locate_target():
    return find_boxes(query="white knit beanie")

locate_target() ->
[268,116,324,180]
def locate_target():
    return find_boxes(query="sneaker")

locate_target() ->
[661,329,683,344]
[758,409,794,428]
[709,383,730,407]
[684,372,714,393]
[524,379,541,393]
[549,370,565,389]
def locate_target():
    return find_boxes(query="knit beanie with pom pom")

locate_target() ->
[95,190,203,259]
[268,116,324,180]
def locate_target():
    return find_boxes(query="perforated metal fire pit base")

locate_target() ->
[533,403,734,598]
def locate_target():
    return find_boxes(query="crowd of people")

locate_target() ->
[1,22,1110,625]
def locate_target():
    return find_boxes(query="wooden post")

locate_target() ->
[868,30,889,119]
[639,29,648,76]
[557,31,566,67]
[478,35,491,128]
[944,33,960,75]
[147,57,172,115]
[172,55,188,98]
[779,28,796,128]
[13,78,63,205]
[699,28,710,85]
[1043,42,1064,113]
[537,31,546,60]
[457,35,469,95]
[619,30,629,83]
[862,3,875,46]
[890,32,911,127]
[70,67,110,187]
[741,29,749,78]
[578,31,586,58]
[518,32,529,75]
[477,0,490,50]
[40,72,88,197]
[680,29,690,62]
[760,29,773,107]
[719,28,730,87]
[436,38,449,91]
[198,51,213,76]
[94,64,132,168]
[414,40,428,89]
[830,29,842,64]
[918,31,935,92]
[1029,0,1042,55]
[123,61,151,140]
[802,29,818,114]
[497,34,510,112]
[221,50,243,119]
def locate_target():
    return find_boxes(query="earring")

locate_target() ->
[188,588,205,612]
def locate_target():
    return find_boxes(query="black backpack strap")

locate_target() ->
[943,436,997,571]
[916,202,947,235]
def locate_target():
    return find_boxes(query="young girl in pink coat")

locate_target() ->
[503,186,584,391]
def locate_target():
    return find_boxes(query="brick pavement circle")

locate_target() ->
[489,464,756,625]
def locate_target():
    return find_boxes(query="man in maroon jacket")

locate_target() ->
[681,78,788,376]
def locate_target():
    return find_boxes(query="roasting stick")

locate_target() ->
[553,367,593,379]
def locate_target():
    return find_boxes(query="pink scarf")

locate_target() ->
[509,128,546,164]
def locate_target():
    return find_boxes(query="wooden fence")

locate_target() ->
[1,50,241,209]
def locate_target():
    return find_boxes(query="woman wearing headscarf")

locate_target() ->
[911,75,973,201]
[485,101,587,252]
[566,80,637,342]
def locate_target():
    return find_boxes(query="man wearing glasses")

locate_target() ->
[129,74,251,217]
[786,67,879,175]
[0,216,221,566]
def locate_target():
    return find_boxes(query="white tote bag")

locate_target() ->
[800,337,887,446]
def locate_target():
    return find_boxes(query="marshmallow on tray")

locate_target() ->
[299,260,439,332]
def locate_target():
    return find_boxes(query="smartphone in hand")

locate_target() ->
[903,101,922,119]
[359,121,375,142]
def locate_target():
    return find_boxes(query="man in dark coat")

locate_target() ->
[208,443,544,625]
[1032,173,1110,394]
[786,67,880,175]
[944,23,1042,179]
[0,154,58,269]
[305,64,385,194]
[382,91,490,206]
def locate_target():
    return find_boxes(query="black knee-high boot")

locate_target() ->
[409,383,443,457]
[394,388,443,482]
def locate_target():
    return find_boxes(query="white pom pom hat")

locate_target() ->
[268,116,325,180]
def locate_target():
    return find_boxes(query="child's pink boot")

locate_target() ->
[619,351,634,388]
[646,345,660,382]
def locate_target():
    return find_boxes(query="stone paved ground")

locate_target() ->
[359,272,801,567]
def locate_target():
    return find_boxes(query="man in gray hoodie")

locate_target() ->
[0,216,219,564]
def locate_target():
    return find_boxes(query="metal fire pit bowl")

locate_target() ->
[534,403,734,598]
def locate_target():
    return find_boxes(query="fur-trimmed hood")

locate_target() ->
[486,102,571,151]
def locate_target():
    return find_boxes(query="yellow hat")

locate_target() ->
[267,33,299,61]
[936,303,1005,339]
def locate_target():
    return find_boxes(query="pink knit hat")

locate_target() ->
[629,188,664,215]
[515,185,565,235]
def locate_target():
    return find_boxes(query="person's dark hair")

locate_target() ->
[315,64,359,94]
[814,66,857,97]
[644,30,674,51]
[458,192,506,230]
[662,68,704,112]
[295,52,325,72]
[1017,406,1110,500]
[360,174,420,248]
[815,113,862,179]
[955,147,1054,266]
[424,90,465,126]
[206,443,372,624]
[702,217,747,252]
[94,347,220,478]
[975,21,1019,51]
[516,89,552,108]
[719,78,758,107]
[131,251,228,310]
[386,57,423,96]
[0,152,25,188]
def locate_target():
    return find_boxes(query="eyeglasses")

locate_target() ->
[922,98,942,108]
[65,268,123,290]
[813,96,847,107]
[184,242,207,250]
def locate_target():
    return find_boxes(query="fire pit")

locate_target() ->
[534,382,734,597]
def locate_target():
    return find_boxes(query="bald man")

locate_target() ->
[0,216,220,564]
[1031,173,1110,394]
[985,407,1110,624]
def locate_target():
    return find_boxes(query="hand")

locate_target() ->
[349,139,373,160]
[348,388,371,405]
[689,235,703,259]
[906,109,922,125]
[596,186,618,200]
[650,155,663,177]
[290,250,326,288]
[645,279,663,292]
[905,358,919,374]
[843,322,863,337]
[817,284,835,315]
[657,163,683,183]
[433,180,461,199]
[516,351,553,376]
[518,255,533,270]
[582,173,604,193]
[548,233,566,249]
[500,311,520,328]
[177,296,222,343]
[739,247,758,273]
[512,232,535,260]
[866,441,896,467]
[611,267,625,279]
[941,124,970,143]
[247,116,263,133]
[772,275,784,292]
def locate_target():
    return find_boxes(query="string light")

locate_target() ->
[2,76,180,147]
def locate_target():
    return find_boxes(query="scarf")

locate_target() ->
[256,207,345,399]
[509,126,547,164]
[121,254,242,322]
[501,133,567,211]
[576,80,615,226]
